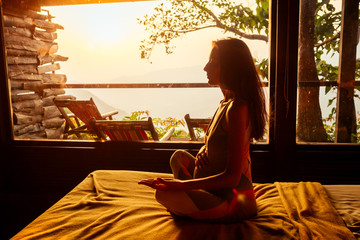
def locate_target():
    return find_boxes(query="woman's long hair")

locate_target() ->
[213,38,267,140]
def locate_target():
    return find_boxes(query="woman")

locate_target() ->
[139,38,267,223]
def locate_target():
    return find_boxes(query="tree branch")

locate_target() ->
[165,24,217,33]
[315,32,340,47]
[189,0,268,42]
[224,25,268,42]
[189,0,221,24]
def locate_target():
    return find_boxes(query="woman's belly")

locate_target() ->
[193,156,225,179]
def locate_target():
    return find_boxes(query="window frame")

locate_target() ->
[0,0,273,151]
[1,0,360,155]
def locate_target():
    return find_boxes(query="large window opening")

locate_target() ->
[5,0,270,142]
[296,0,360,144]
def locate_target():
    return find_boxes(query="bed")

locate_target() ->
[11,170,360,240]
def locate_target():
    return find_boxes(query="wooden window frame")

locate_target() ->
[1,0,360,179]
[0,0,275,151]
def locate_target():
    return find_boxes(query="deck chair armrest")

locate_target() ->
[101,111,119,120]
[159,127,175,141]
[89,118,108,140]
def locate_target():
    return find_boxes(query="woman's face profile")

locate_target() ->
[204,47,221,86]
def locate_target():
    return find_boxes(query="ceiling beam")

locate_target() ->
[40,0,154,7]
[2,0,154,10]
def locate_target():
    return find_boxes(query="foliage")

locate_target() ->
[122,111,189,139]
[313,0,341,101]
[138,0,270,78]
[313,1,360,142]
[65,117,97,140]
[122,110,150,120]
[314,0,341,51]
[173,129,191,138]
[153,116,186,138]
[322,106,336,142]
[324,110,360,144]
[138,0,268,60]
[356,112,360,142]
[255,57,268,81]
[193,127,206,139]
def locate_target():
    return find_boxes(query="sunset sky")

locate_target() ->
[42,0,269,119]
[44,0,268,84]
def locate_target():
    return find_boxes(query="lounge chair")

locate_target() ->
[54,98,118,139]
[184,113,211,141]
[90,117,174,142]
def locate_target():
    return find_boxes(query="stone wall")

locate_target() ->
[3,6,74,139]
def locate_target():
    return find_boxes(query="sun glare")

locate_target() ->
[44,1,249,81]
[82,4,126,45]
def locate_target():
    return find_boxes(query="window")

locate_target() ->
[4,0,270,142]
[296,0,360,144]
[1,0,359,197]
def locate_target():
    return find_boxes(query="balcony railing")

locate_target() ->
[43,80,359,89]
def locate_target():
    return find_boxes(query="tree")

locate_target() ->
[138,0,269,62]
[297,0,330,142]
[313,0,360,143]
[334,0,359,143]
[138,0,359,142]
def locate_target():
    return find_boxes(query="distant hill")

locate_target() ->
[65,89,128,120]
[64,65,216,120]
[108,65,207,83]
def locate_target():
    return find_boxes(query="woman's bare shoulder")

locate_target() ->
[223,99,249,132]
[227,99,249,117]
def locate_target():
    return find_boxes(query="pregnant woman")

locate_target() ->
[139,38,267,223]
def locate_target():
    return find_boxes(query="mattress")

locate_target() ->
[324,185,360,239]
[11,170,359,240]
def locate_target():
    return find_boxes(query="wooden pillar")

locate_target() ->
[273,0,299,180]
[335,0,359,143]
[0,3,14,143]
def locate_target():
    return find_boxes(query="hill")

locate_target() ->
[65,89,128,120]
[108,65,207,84]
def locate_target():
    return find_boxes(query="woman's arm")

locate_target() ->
[139,102,250,191]
[195,145,209,170]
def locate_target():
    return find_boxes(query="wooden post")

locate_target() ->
[273,0,299,181]
[335,0,359,143]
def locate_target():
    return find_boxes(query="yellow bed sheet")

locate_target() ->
[12,170,356,240]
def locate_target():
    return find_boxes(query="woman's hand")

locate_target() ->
[138,177,183,191]
[195,145,209,169]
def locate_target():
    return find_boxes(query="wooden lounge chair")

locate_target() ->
[54,98,118,139]
[184,113,211,141]
[90,117,174,142]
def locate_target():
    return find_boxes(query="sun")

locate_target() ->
[83,4,126,45]
[86,19,123,44]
